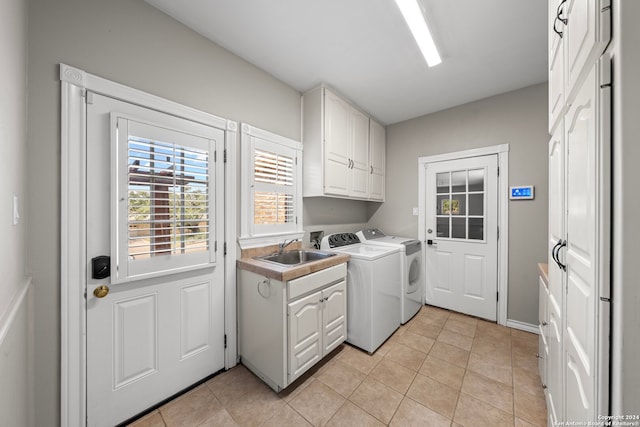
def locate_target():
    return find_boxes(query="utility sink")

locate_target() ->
[256,250,336,266]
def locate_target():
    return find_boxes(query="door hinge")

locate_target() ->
[224,242,227,256]
[85,90,94,104]
[224,334,227,349]
[223,149,228,163]
[214,150,217,162]
[497,166,500,177]
[497,292,499,302]
[497,227,500,240]
[215,241,218,252]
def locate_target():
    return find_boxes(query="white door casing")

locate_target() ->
[60,64,238,427]
[424,155,499,321]
[418,145,509,325]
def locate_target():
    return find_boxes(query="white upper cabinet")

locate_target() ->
[369,119,386,201]
[548,0,611,132]
[302,86,385,201]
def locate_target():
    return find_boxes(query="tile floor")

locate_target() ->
[129,306,547,427]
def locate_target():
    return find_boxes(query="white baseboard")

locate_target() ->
[0,277,33,347]
[506,319,539,334]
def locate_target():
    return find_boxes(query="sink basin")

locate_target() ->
[256,250,337,266]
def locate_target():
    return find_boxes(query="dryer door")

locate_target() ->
[407,255,422,294]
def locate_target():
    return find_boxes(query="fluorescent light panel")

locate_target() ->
[395,0,442,67]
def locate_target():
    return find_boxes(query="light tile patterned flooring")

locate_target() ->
[129,306,547,427]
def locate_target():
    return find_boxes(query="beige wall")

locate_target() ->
[0,0,32,424]
[0,0,29,324]
[27,0,301,424]
[367,83,549,325]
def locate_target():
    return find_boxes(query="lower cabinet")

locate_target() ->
[288,281,346,381]
[238,263,347,391]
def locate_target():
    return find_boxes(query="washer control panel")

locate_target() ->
[323,233,361,248]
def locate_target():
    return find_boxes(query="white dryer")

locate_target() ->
[321,233,402,353]
[356,228,424,324]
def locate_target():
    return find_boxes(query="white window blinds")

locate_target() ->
[127,136,210,258]
[113,116,221,283]
[254,148,295,226]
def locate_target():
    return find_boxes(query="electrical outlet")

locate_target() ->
[310,230,324,249]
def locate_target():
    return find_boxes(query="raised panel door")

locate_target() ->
[565,0,610,101]
[322,281,347,355]
[549,0,565,133]
[369,119,385,201]
[324,89,350,196]
[563,64,599,422]
[548,125,565,315]
[288,291,322,381]
[349,107,370,198]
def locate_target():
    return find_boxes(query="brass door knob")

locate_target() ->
[93,285,110,298]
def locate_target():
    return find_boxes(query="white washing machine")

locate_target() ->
[321,233,402,353]
[356,228,424,324]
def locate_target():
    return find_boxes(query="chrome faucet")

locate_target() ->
[278,238,298,253]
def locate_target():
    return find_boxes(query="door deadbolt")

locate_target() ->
[93,285,110,298]
[91,255,111,279]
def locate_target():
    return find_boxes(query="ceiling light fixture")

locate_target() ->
[394,0,442,67]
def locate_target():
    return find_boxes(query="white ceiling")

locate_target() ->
[145,0,548,125]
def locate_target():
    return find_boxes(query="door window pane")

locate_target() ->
[450,195,466,215]
[468,194,484,216]
[436,173,450,193]
[433,167,486,242]
[469,218,484,240]
[452,217,466,239]
[436,217,450,238]
[451,171,467,192]
[468,169,485,191]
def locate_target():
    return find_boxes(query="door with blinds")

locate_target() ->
[85,93,225,426]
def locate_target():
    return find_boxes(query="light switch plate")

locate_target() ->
[412,207,419,216]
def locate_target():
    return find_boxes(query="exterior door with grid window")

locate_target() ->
[85,93,225,426]
[424,155,498,321]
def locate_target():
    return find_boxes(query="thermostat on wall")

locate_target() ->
[510,185,534,200]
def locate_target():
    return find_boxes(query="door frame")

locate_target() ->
[418,144,509,325]
[59,63,238,427]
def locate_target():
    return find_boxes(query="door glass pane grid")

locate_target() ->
[127,136,210,259]
[435,168,485,241]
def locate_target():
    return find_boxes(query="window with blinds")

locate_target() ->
[127,136,210,259]
[253,148,295,226]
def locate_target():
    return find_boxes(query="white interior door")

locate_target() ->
[424,155,498,321]
[86,93,225,426]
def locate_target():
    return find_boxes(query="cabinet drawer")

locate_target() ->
[288,263,347,300]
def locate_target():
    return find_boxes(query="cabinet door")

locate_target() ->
[322,281,347,355]
[324,89,350,196]
[565,0,610,100]
[563,64,600,423]
[547,301,562,425]
[548,124,565,313]
[349,108,370,198]
[538,277,549,388]
[369,119,385,201]
[548,0,565,132]
[288,291,323,381]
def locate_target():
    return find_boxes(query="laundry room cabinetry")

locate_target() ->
[545,0,611,422]
[548,0,611,132]
[238,263,347,391]
[302,86,385,201]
